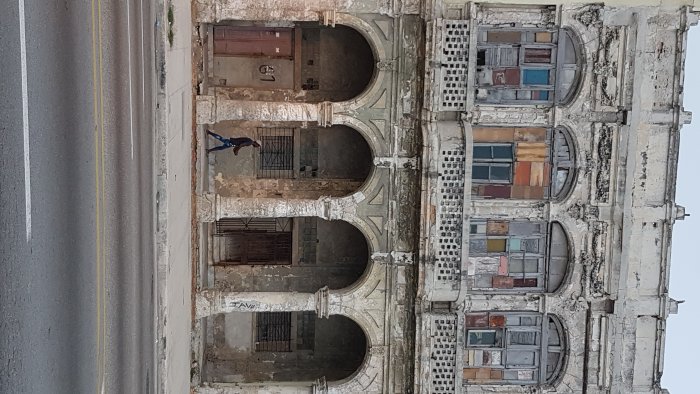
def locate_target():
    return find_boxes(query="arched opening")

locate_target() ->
[474,28,583,106]
[467,220,571,293]
[208,124,372,199]
[470,126,576,200]
[555,29,584,106]
[463,312,567,386]
[203,313,367,383]
[210,22,375,103]
[212,217,369,292]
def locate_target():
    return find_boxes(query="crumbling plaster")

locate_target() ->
[416,2,696,394]
[193,2,421,393]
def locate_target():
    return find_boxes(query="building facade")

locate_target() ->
[190,0,697,393]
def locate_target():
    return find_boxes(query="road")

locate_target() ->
[0,0,156,393]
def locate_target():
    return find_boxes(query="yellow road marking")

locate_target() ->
[90,0,106,391]
[98,0,108,388]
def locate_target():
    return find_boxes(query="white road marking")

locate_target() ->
[18,0,32,243]
[126,0,135,159]
[140,0,145,108]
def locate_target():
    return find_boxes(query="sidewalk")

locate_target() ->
[154,0,193,393]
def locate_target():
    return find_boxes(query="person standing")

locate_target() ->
[206,130,262,155]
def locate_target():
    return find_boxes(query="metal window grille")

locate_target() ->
[255,312,292,352]
[258,127,294,179]
[214,218,292,265]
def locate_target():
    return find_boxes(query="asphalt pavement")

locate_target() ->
[0,0,156,393]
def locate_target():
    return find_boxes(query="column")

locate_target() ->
[196,287,331,319]
[196,96,333,126]
[193,382,315,394]
[197,193,358,222]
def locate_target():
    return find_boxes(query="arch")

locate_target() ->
[545,315,568,386]
[202,312,368,384]
[209,19,378,104]
[546,222,571,293]
[555,28,585,106]
[207,123,373,199]
[333,113,387,157]
[550,126,577,202]
[210,217,370,292]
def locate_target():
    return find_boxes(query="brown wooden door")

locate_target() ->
[213,26,293,58]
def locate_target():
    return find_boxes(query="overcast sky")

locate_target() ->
[662,27,698,392]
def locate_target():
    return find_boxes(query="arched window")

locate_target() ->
[467,221,570,293]
[463,313,566,385]
[471,126,576,200]
[475,28,582,105]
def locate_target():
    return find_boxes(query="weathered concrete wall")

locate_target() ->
[205,314,366,383]
[416,2,696,394]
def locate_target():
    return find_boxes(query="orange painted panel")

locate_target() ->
[535,31,553,43]
[514,127,547,142]
[489,314,507,326]
[486,220,509,235]
[513,162,532,186]
[530,162,545,186]
[543,163,551,186]
[512,185,545,200]
[490,369,504,380]
[475,368,492,380]
[516,142,547,161]
[473,127,514,143]
[463,368,478,379]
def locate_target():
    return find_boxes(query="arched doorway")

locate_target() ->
[211,217,369,292]
[209,124,372,199]
[204,313,367,383]
[210,23,375,103]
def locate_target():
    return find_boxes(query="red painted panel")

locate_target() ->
[489,314,507,327]
[214,26,293,58]
[482,185,512,199]
[514,278,538,287]
[492,276,514,289]
[513,162,532,186]
[492,68,520,85]
[466,313,490,328]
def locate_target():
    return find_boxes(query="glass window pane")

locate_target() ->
[474,145,493,159]
[492,145,513,159]
[472,165,490,180]
[509,238,522,252]
[487,239,507,252]
[523,239,540,252]
[490,165,511,181]
[468,330,499,346]
[522,69,550,85]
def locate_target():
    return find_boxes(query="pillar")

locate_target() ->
[197,193,359,223]
[196,287,332,319]
[196,96,333,126]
